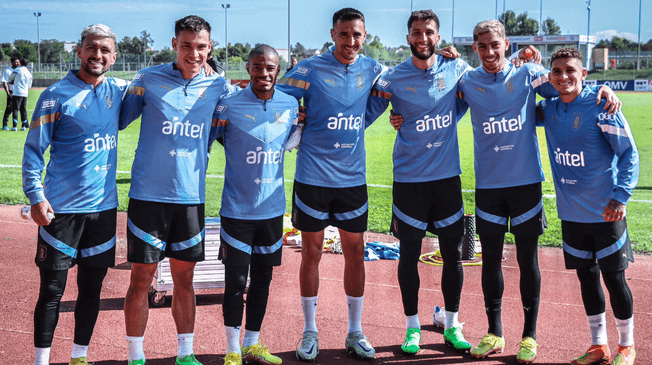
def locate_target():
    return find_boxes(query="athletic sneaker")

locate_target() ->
[471,333,505,358]
[11,127,17,131]
[176,354,202,365]
[611,345,635,365]
[68,357,89,365]
[224,352,242,365]
[242,342,282,364]
[345,331,375,360]
[2,126,8,130]
[444,326,472,352]
[128,360,146,365]
[401,328,421,355]
[516,337,538,364]
[570,344,610,365]
[296,331,319,361]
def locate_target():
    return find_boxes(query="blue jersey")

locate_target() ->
[366,56,471,183]
[120,63,235,204]
[276,50,385,188]
[458,62,557,189]
[23,71,128,213]
[212,86,299,220]
[539,87,639,223]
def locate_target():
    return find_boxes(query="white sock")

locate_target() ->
[346,295,364,334]
[177,333,194,359]
[301,295,319,334]
[588,313,608,345]
[71,343,88,359]
[406,314,421,330]
[445,310,461,330]
[126,336,145,362]
[615,316,635,346]
[225,326,242,355]
[34,347,51,365]
[242,329,260,348]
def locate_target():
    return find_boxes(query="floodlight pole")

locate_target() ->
[539,0,543,35]
[222,4,230,76]
[636,0,641,77]
[34,12,41,72]
[288,0,291,64]
[451,0,455,44]
[586,0,591,69]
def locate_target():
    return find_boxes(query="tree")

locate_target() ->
[118,36,144,55]
[140,30,154,58]
[14,40,38,63]
[39,39,65,64]
[153,47,177,63]
[498,11,539,36]
[541,18,561,35]
[320,41,333,54]
[293,42,306,58]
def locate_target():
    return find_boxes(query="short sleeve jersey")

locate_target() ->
[2,67,14,91]
[458,62,557,189]
[212,86,299,220]
[11,66,33,97]
[367,56,471,183]
[23,71,128,213]
[120,63,235,204]
[539,87,639,223]
[276,50,384,188]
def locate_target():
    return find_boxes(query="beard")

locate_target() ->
[410,42,436,60]
[81,59,109,77]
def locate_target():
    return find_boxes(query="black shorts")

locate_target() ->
[475,182,547,236]
[562,219,634,272]
[36,209,117,270]
[219,215,283,267]
[391,176,465,241]
[126,199,205,264]
[291,181,368,233]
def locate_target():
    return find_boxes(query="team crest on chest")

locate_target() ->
[105,95,113,109]
[198,87,207,99]
[505,81,514,93]
[435,77,446,91]
[356,73,364,91]
[572,112,583,130]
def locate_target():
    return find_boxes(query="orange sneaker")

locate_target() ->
[570,344,610,365]
[611,345,635,365]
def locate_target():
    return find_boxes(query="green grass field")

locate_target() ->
[1,90,651,252]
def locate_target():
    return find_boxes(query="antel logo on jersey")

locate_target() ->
[246,146,284,165]
[294,67,310,76]
[554,148,585,167]
[483,115,523,134]
[598,112,617,122]
[85,132,117,152]
[416,111,453,132]
[328,113,363,130]
[162,117,204,139]
[41,99,58,109]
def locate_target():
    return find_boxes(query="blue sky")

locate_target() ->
[2,0,650,51]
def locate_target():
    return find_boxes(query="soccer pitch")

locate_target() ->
[1,90,650,251]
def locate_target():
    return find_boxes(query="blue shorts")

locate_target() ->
[475,182,547,236]
[219,215,283,267]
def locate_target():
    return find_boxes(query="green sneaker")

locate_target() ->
[471,333,505,358]
[516,337,538,364]
[401,328,421,355]
[444,326,472,352]
[176,354,202,365]
[242,342,282,364]
[128,360,145,365]
[69,357,89,365]
[224,352,242,365]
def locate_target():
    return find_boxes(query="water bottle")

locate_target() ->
[20,206,54,222]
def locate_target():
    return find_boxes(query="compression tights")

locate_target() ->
[34,265,108,347]
[480,234,541,339]
[576,264,633,319]
[398,236,464,316]
[223,262,274,331]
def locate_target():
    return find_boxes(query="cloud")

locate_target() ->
[594,29,639,42]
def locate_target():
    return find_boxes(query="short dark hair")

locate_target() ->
[175,15,211,37]
[332,8,365,28]
[10,56,19,63]
[550,47,583,66]
[20,58,28,67]
[408,10,440,32]
[248,44,279,63]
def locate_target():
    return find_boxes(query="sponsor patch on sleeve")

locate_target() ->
[41,99,58,110]
[133,73,143,81]
[215,105,228,114]
[376,79,390,89]
[294,66,310,76]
